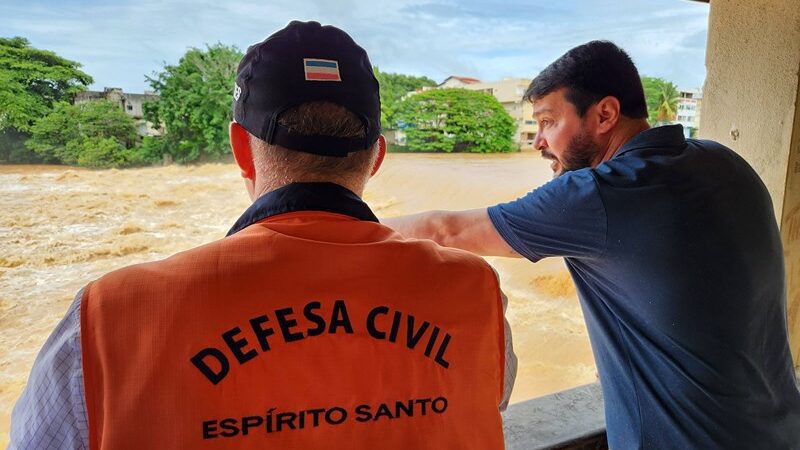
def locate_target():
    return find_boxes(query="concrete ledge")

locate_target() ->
[502,383,606,450]
[502,377,800,449]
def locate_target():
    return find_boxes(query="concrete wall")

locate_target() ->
[503,383,605,449]
[782,64,800,365]
[700,0,800,363]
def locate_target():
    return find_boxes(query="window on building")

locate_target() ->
[127,104,133,111]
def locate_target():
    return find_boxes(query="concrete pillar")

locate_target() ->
[699,0,800,365]
[782,69,800,367]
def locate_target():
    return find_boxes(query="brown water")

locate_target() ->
[0,153,596,444]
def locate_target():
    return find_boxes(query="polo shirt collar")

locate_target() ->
[613,124,686,158]
[227,182,378,236]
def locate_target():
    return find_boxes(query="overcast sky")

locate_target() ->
[1,0,710,93]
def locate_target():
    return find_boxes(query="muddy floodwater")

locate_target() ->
[0,153,596,444]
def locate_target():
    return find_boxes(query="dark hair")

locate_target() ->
[278,101,366,140]
[524,41,648,119]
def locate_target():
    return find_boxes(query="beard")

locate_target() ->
[544,126,599,177]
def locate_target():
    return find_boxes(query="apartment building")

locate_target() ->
[675,88,702,138]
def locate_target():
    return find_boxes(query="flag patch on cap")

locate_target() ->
[304,58,341,81]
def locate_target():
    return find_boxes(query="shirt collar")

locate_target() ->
[227,182,379,236]
[612,124,686,158]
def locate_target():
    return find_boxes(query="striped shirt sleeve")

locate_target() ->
[499,287,517,411]
[9,289,89,450]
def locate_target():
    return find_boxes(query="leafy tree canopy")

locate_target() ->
[0,37,93,132]
[395,88,516,153]
[26,100,138,167]
[144,44,242,163]
[0,128,38,163]
[641,76,680,125]
[373,67,436,130]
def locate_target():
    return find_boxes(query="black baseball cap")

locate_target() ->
[233,21,381,157]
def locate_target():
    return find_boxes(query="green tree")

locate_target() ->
[26,100,138,167]
[0,36,93,162]
[395,88,516,153]
[75,137,128,168]
[641,76,680,125]
[373,67,436,130]
[0,128,32,163]
[655,81,680,125]
[143,44,241,163]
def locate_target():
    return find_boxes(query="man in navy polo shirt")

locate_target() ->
[386,40,800,448]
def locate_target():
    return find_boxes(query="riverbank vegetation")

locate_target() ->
[1,37,683,168]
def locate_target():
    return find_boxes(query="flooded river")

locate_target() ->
[0,153,596,444]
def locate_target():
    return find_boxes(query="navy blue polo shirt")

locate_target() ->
[489,125,800,449]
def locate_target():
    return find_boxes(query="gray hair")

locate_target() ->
[248,102,379,188]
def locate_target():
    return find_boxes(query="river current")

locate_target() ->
[0,153,596,444]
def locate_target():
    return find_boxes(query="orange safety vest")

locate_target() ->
[81,211,506,449]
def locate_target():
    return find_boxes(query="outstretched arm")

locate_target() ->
[383,208,520,258]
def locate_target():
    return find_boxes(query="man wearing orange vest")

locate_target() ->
[10,21,516,449]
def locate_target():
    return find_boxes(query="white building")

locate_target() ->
[675,88,703,138]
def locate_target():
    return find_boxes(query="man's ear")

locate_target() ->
[594,96,621,134]
[371,135,387,177]
[229,122,255,180]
